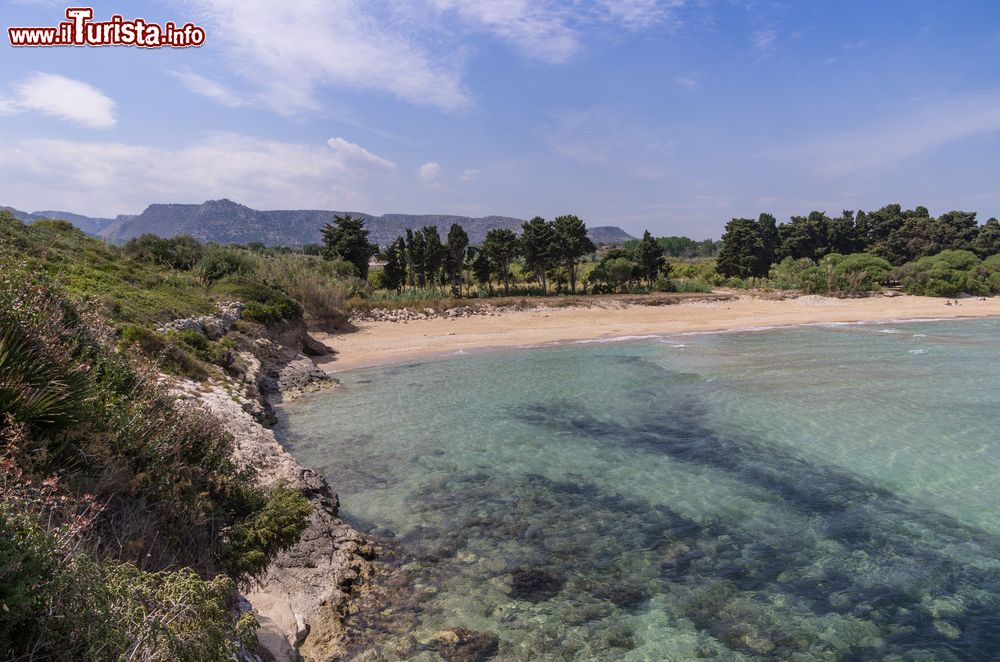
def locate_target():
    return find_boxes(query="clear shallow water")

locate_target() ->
[276,318,1000,660]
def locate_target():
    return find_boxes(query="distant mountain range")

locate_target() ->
[1,206,135,237]
[3,199,635,246]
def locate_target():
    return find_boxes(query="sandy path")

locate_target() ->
[314,294,1000,372]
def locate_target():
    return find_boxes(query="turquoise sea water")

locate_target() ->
[276,318,1000,660]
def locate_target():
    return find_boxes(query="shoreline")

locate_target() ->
[314,293,1000,373]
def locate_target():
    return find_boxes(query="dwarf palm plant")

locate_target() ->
[0,314,87,432]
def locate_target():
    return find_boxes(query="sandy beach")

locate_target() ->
[314,293,1000,372]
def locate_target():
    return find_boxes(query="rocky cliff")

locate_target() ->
[99,199,635,247]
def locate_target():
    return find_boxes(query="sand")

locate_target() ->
[314,293,1000,372]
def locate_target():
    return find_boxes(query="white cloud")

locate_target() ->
[0,134,398,215]
[545,107,674,166]
[182,1,689,114]
[431,0,581,63]
[185,0,472,113]
[752,29,776,52]
[674,74,700,91]
[419,161,442,183]
[771,92,1000,177]
[460,168,480,182]
[169,70,245,107]
[326,137,397,170]
[432,0,686,63]
[1,73,116,128]
[597,0,683,30]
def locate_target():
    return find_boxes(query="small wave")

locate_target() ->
[879,329,903,334]
[913,333,928,338]
[909,349,926,354]
[574,334,662,345]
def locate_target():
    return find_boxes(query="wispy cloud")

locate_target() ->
[460,168,480,182]
[752,28,777,52]
[674,73,701,91]
[0,73,116,128]
[771,92,1000,177]
[431,0,581,63]
[183,1,690,114]
[597,0,682,29]
[326,137,397,170]
[186,0,472,113]
[544,107,674,166]
[419,161,443,184]
[169,70,245,107]
[0,134,397,215]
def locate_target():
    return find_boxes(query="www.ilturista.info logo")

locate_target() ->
[8,7,206,48]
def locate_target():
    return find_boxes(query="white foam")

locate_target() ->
[573,334,662,345]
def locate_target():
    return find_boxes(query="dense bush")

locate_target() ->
[221,482,313,580]
[799,253,892,295]
[893,250,991,297]
[0,503,258,660]
[251,254,358,322]
[763,254,890,294]
[768,257,815,289]
[123,234,204,270]
[216,278,303,324]
[670,260,725,286]
[0,267,312,659]
[195,248,254,284]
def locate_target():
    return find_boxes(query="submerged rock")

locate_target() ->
[508,568,564,602]
[426,627,500,662]
[588,582,649,610]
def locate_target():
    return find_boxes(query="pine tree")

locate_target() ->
[638,230,666,287]
[482,228,519,295]
[381,237,407,292]
[321,214,372,279]
[520,217,557,294]
[445,224,470,297]
[552,215,596,294]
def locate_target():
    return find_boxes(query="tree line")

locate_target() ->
[716,204,1000,280]
[320,214,677,296]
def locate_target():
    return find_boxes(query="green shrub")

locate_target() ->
[672,278,714,293]
[0,315,89,432]
[894,250,990,297]
[0,506,60,654]
[654,276,678,292]
[123,234,204,270]
[767,257,814,289]
[797,253,891,295]
[221,483,312,581]
[0,507,257,660]
[195,249,254,284]
[251,254,355,322]
[670,259,724,286]
[75,560,257,661]
[176,328,210,353]
[0,272,308,573]
[215,280,302,324]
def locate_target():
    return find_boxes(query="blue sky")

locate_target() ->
[2,0,1000,237]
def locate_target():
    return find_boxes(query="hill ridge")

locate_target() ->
[3,199,634,246]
